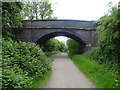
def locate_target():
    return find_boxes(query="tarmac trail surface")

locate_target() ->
[42,53,95,88]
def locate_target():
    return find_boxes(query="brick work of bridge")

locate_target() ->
[20,20,97,48]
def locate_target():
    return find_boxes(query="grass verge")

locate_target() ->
[45,51,60,57]
[71,55,118,88]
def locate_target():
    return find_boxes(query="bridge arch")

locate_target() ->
[20,20,97,48]
[35,30,86,45]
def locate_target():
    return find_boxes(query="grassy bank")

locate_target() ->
[45,51,60,57]
[71,55,118,88]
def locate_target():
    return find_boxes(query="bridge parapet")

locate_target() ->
[23,20,97,30]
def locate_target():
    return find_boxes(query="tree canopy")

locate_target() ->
[23,0,57,20]
[2,2,23,39]
[42,38,60,52]
[86,3,119,68]
[67,39,84,56]
[96,4,120,63]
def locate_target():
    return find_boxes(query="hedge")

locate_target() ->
[2,38,51,88]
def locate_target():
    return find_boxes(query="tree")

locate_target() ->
[58,41,67,52]
[22,1,38,20]
[23,0,57,20]
[2,2,23,39]
[67,39,84,56]
[39,0,53,20]
[86,3,119,71]
[96,4,120,63]
[32,2,39,20]
[42,38,59,52]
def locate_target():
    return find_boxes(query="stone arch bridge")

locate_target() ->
[20,20,97,49]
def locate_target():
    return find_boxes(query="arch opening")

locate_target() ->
[35,31,87,53]
[35,31,86,46]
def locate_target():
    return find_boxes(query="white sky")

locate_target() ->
[50,0,118,42]
[50,0,118,20]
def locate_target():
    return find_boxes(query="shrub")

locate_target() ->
[67,39,84,57]
[84,47,118,72]
[42,38,59,53]
[2,38,51,88]
[84,4,119,72]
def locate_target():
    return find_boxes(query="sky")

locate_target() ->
[49,0,119,42]
[50,0,118,20]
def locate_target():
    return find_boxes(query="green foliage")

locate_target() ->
[85,4,119,66]
[42,38,60,53]
[58,41,67,52]
[96,5,120,63]
[2,2,23,39]
[85,47,118,73]
[45,51,59,57]
[23,0,57,20]
[32,59,53,88]
[84,4,120,87]
[32,69,52,88]
[0,36,2,88]
[42,38,67,56]
[71,55,119,88]
[67,39,84,57]
[2,38,51,88]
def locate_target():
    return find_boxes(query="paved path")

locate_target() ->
[42,53,95,88]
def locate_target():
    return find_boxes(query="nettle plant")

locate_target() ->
[2,38,51,88]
